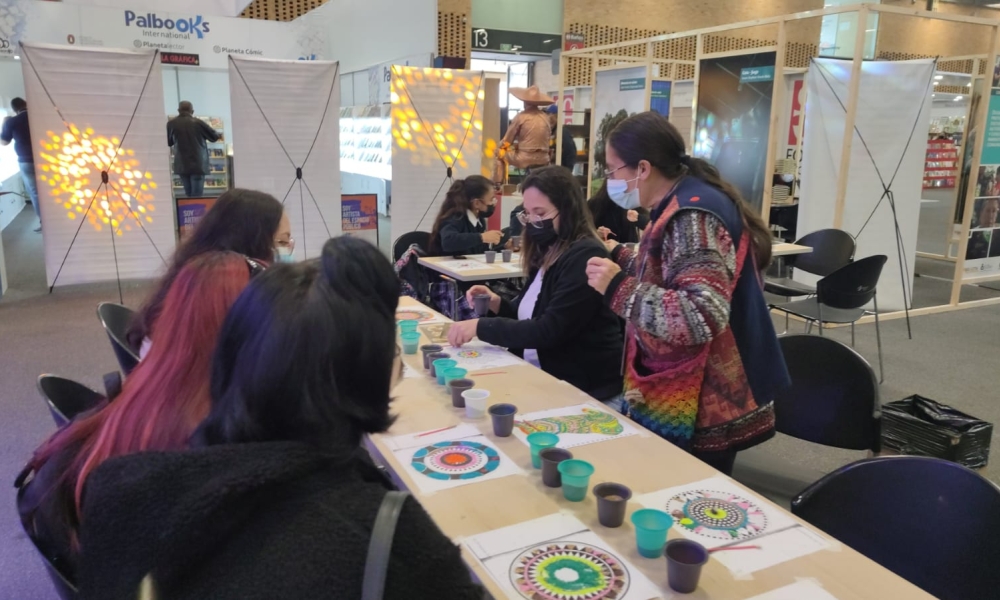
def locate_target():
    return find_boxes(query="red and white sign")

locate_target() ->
[564,33,585,51]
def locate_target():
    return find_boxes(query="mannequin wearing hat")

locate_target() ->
[493,86,553,184]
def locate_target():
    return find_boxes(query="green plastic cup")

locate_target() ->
[398,319,419,334]
[557,459,594,502]
[526,432,560,469]
[631,508,674,558]
[442,367,468,385]
[432,359,457,385]
[400,331,421,354]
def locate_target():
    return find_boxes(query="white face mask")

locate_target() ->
[607,176,641,210]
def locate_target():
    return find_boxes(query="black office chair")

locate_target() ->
[96,302,140,375]
[770,255,887,381]
[792,456,1000,600]
[392,231,431,262]
[732,335,880,505]
[23,533,78,599]
[37,375,106,428]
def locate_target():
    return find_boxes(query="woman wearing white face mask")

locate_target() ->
[584,112,789,476]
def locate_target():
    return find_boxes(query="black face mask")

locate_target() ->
[480,203,497,218]
[525,218,558,247]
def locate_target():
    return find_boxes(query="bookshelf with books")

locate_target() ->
[924,138,958,189]
[172,116,230,196]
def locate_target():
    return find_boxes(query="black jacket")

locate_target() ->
[476,238,623,399]
[588,196,649,244]
[167,115,220,175]
[431,212,488,256]
[77,442,482,600]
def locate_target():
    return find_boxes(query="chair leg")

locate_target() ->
[805,320,813,334]
[851,322,856,347]
[817,303,824,336]
[874,295,884,383]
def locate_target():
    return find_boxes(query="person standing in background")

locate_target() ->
[167,101,220,198]
[1,98,41,232]
[546,104,577,172]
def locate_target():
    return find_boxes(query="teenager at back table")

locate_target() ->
[448,166,623,401]
[588,180,649,245]
[427,175,503,256]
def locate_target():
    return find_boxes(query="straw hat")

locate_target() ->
[509,85,554,105]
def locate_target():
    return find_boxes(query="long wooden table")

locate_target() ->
[772,243,812,257]
[368,297,929,599]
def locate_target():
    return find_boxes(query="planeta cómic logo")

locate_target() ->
[124,11,210,39]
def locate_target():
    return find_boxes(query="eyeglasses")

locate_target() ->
[275,237,295,251]
[516,210,558,229]
[244,256,266,278]
[603,164,628,179]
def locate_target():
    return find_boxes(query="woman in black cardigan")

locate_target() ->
[588,180,649,245]
[76,238,482,600]
[448,166,623,401]
[427,175,503,256]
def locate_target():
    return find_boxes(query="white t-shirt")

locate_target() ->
[517,268,544,368]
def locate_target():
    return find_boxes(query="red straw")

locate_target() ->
[415,424,458,438]
[472,371,507,376]
[709,545,761,553]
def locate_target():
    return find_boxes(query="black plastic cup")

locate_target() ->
[427,352,450,376]
[539,448,573,488]
[449,378,474,408]
[484,250,497,263]
[488,403,517,437]
[502,249,513,263]
[421,345,444,369]
[593,483,632,528]
[473,294,491,317]
[665,539,710,594]
[512,236,521,250]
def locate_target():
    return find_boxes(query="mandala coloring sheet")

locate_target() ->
[637,477,830,576]
[384,423,523,494]
[395,307,449,324]
[512,404,641,449]
[447,341,525,372]
[465,513,662,600]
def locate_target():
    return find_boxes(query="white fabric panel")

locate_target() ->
[798,58,933,311]
[390,68,485,240]
[22,43,176,287]
[228,57,341,260]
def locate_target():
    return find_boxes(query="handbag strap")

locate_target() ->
[361,490,409,600]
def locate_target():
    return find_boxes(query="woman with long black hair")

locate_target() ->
[427,175,503,256]
[587,180,649,245]
[585,111,789,475]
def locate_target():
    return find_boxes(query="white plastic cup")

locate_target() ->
[462,389,490,419]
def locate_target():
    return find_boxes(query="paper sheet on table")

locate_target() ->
[636,477,830,576]
[512,404,640,448]
[464,513,663,600]
[419,323,451,344]
[384,424,523,494]
[403,364,422,379]
[433,259,490,272]
[448,340,525,372]
[744,580,838,600]
[396,306,449,324]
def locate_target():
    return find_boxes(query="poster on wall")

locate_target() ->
[956,79,985,225]
[649,79,671,117]
[776,72,806,201]
[964,84,1000,278]
[592,65,648,191]
[176,197,217,239]
[694,51,776,213]
[341,193,378,246]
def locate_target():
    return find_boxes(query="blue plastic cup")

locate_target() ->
[526,432,559,469]
[400,331,421,354]
[631,508,674,558]
[432,359,457,385]
[557,459,594,502]
[398,319,419,334]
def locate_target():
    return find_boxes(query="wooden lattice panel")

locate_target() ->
[703,34,775,54]
[876,50,934,62]
[936,85,970,94]
[240,0,327,21]
[939,59,975,74]
[980,59,988,76]
[438,11,469,59]
[787,41,819,69]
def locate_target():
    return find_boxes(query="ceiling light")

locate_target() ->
[934,75,943,80]
[968,83,972,87]
[954,96,962,101]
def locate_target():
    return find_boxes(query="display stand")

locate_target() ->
[924,139,958,189]
[171,116,229,197]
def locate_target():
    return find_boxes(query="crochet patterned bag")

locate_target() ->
[621,222,751,451]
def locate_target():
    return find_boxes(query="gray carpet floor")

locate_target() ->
[2,204,1000,597]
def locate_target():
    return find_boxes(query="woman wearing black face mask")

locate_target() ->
[448,167,623,401]
[427,175,503,256]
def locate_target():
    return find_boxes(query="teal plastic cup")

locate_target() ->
[442,367,468,385]
[631,508,674,558]
[398,319,419,334]
[557,459,594,502]
[400,332,421,354]
[526,432,559,469]
[432,359,457,385]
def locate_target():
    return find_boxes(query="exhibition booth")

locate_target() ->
[558,3,1000,319]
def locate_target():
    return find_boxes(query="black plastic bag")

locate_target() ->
[882,395,992,469]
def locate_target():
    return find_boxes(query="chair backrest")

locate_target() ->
[791,228,856,276]
[792,456,1000,600]
[816,255,887,310]
[775,335,880,451]
[37,374,105,428]
[392,231,431,262]
[96,302,140,375]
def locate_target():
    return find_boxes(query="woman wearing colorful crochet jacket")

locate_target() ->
[584,112,789,476]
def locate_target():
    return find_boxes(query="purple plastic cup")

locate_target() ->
[473,294,491,317]
[502,249,513,262]
[666,539,710,593]
[488,403,517,437]
[448,379,474,408]
[539,447,573,487]
[593,482,632,528]
[484,250,497,264]
[426,352,450,376]
[421,345,444,369]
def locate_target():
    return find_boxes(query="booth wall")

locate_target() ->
[877,0,999,59]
